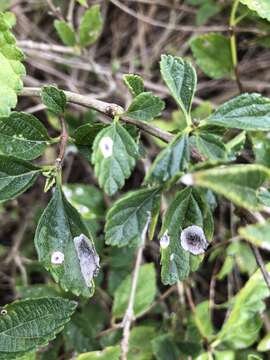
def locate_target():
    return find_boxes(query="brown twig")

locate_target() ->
[56,115,69,169]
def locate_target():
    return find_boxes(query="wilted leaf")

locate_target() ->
[112,263,156,318]
[105,187,161,247]
[126,92,165,121]
[92,122,139,196]
[190,33,233,79]
[0,297,76,355]
[0,112,50,160]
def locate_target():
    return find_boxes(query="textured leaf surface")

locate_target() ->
[112,263,156,318]
[126,92,165,121]
[240,0,270,22]
[0,155,40,202]
[190,33,233,79]
[54,20,76,46]
[41,85,67,115]
[35,185,99,297]
[205,93,270,131]
[77,346,121,360]
[0,297,76,354]
[188,164,270,210]
[79,5,103,47]
[145,132,189,185]
[92,122,139,196]
[192,132,227,161]
[128,326,156,360]
[217,264,270,349]
[239,221,270,251]
[0,112,50,160]
[160,54,196,119]
[0,12,25,116]
[123,74,144,96]
[160,187,213,285]
[105,187,161,247]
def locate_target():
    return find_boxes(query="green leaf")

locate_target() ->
[34,184,100,297]
[216,264,270,349]
[239,221,270,251]
[184,164,270,210]
[0,112,50,160]
[190,33,233,79]
[41,85,67,115]
[195,1,221,25]
[240,0,270,22]
[0,155,40,202]
[123,74,144,97]
[76,0,88,6]
[73,123,105,145]
[0,12,25,117]
[145,132,189,185]
[91,122,139,196]
[105,187,161,247]
[79,5,103,47]
[160,54,197,121]
[76,346,121,360]
[126,92,165,121]
[112,263,156,318]
[128,326,156,360]
[160,187,212,285]
[0,1,11,11]
[151,334,180,360]
[192,132,227,161]
[193,301,214,339]
[257,332,270,352]
[204,93,270,131]
[0,297,76,355]
[54,20,76,47]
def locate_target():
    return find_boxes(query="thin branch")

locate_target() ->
[251,244,270,290]
[20,87,174,142]
[56,115,69,170]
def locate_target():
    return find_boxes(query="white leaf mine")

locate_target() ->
[160,230,170,249]
[51,251,65,265]
[99,136,113,158]
[180,225,208,255]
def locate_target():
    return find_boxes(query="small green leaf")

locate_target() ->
[239,221,270,251]
[190,33,233,79]
[35,185,99,297]
[77,346,121,360]
[204,93,270,131]
[185,164,270,210]
[240,0,270,22]
[112,263,156,318]
[0,155,41,202]
[76,0,88,6]
[160,54,197,121]
[126,92,165,121]
[91,122,139,196]
[0,112,50,160]
[79,5,103,47]
[41,85,67,115]
[151,334,180,360]
[0,297,76,354]
[123,74,144,97]
[192,132,227,161]
[195,1,221,25]
[54,20,76,46]
[257,332,270,352]
[128,326,156,360]
[73,123,105,145]
[0,12,25,116]
[145,132,189,185]
[160,187,212,285]
[105,187,161,247]
[217,264,270,349]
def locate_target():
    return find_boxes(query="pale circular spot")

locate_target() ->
[1,309,7,316]
[160,230,170,249]
[99,136,113,158]
[51,251,65,265]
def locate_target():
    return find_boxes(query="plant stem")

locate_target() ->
[55,115,68,184]
[230,0,243,93]
[20,87,174,143]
